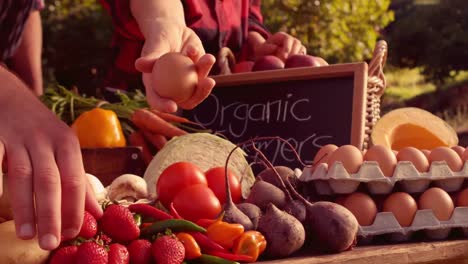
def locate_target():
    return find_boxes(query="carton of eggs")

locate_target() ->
[338,187,468,243]
[300,145,468,195]
[300,144,468,243]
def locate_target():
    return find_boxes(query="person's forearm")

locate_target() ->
[130,0,186,38]
[9,11,43,96]
[0,65,37,105]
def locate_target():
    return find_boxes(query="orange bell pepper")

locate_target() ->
[71,108,126,148]
[232,231,267,262]
[206,220,244,250]
[176,232,202,260]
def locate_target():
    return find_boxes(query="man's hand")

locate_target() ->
[135,20,216,113]
[254,32,307,61]
[0,67,102,250]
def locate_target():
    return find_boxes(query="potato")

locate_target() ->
[0,221,50,264]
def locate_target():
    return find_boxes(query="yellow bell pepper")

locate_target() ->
[232,231,267,262]
[206,220,244,250]
[71,108,126,148]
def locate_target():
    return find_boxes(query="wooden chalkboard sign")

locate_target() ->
[183,63,368,169]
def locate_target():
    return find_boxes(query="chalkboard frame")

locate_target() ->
[209,62,368,150]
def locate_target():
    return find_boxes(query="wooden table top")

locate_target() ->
[258,239,468,264]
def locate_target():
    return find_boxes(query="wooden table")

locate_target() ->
[258,240,468,264]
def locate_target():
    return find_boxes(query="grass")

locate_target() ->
[437,105,468,133]
[384,67,436,101]
[382,67,468,133]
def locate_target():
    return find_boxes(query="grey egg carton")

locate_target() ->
[299,161,468,195]
[357,207,468,243]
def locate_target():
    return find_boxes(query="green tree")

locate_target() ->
[261,0,394,63]
[42,0,112,96]
[385,0,468,85]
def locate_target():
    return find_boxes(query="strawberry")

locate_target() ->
[79,211,98,239]
[152,235,185,264]
[100,204,140,243]
[49,245,78,264]
[76,241,108,264]
[100,233,113,245]
[108,243,130,264]
[128,239,153,264]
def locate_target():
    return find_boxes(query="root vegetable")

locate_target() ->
[237,203,262,230]
[252,56,284,71]
[245,180,287,210]
[221,155,254,230]
[250,138,358,253]
[257,203,305,258]
[257,166,296,189]
[283,199,306,223]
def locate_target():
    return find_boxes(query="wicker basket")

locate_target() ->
[364,40,388,150]
[217,40,389,150]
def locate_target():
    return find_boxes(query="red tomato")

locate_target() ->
[156,162,207,208]
[205,167,241,204]
[172,184,222,222]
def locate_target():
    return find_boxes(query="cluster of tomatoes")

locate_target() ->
[156,162,241,221]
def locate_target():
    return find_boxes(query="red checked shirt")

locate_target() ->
[100,0,270,90]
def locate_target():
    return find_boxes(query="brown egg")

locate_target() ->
[396,147,430,172]
[364,145,397,177]
[429,147,463,172]
[152,52,198,103]
[327,145,363,174]
[421,149,431,159]
[452,146,465,159]
[313,144,338,166]
[418,187,454,221]
[456,188,468,207]
[342,192,377,226]
[463,147,468,162]
[382,192,418,227]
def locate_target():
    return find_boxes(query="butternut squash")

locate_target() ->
[371,107,458,151]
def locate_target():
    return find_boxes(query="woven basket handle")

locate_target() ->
[217,47,236,75]
[367,40,388,97]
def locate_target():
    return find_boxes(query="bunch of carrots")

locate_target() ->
[129,109,199,165]
[41,86,207,165]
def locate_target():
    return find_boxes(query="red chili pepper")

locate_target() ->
[196,212,224,228]
[196,218,217,228]
[141,222,153,229]
[128,203,173,221]
[188,232,229,253]
[206,250,255,262]
[170,202,183,219]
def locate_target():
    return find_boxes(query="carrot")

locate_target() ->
[142,131,167,151]
[128,131,153,165]
[149,109,197,125]
[131,109,187,138]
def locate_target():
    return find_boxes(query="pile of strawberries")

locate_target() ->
[48,204,185,264]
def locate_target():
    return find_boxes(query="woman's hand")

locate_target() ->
[253,32,307,61]
[0,67,102,250]
[135,20,216,113]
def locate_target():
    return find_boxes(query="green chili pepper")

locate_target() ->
[142,219,206,236]
[196,254,240,264]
